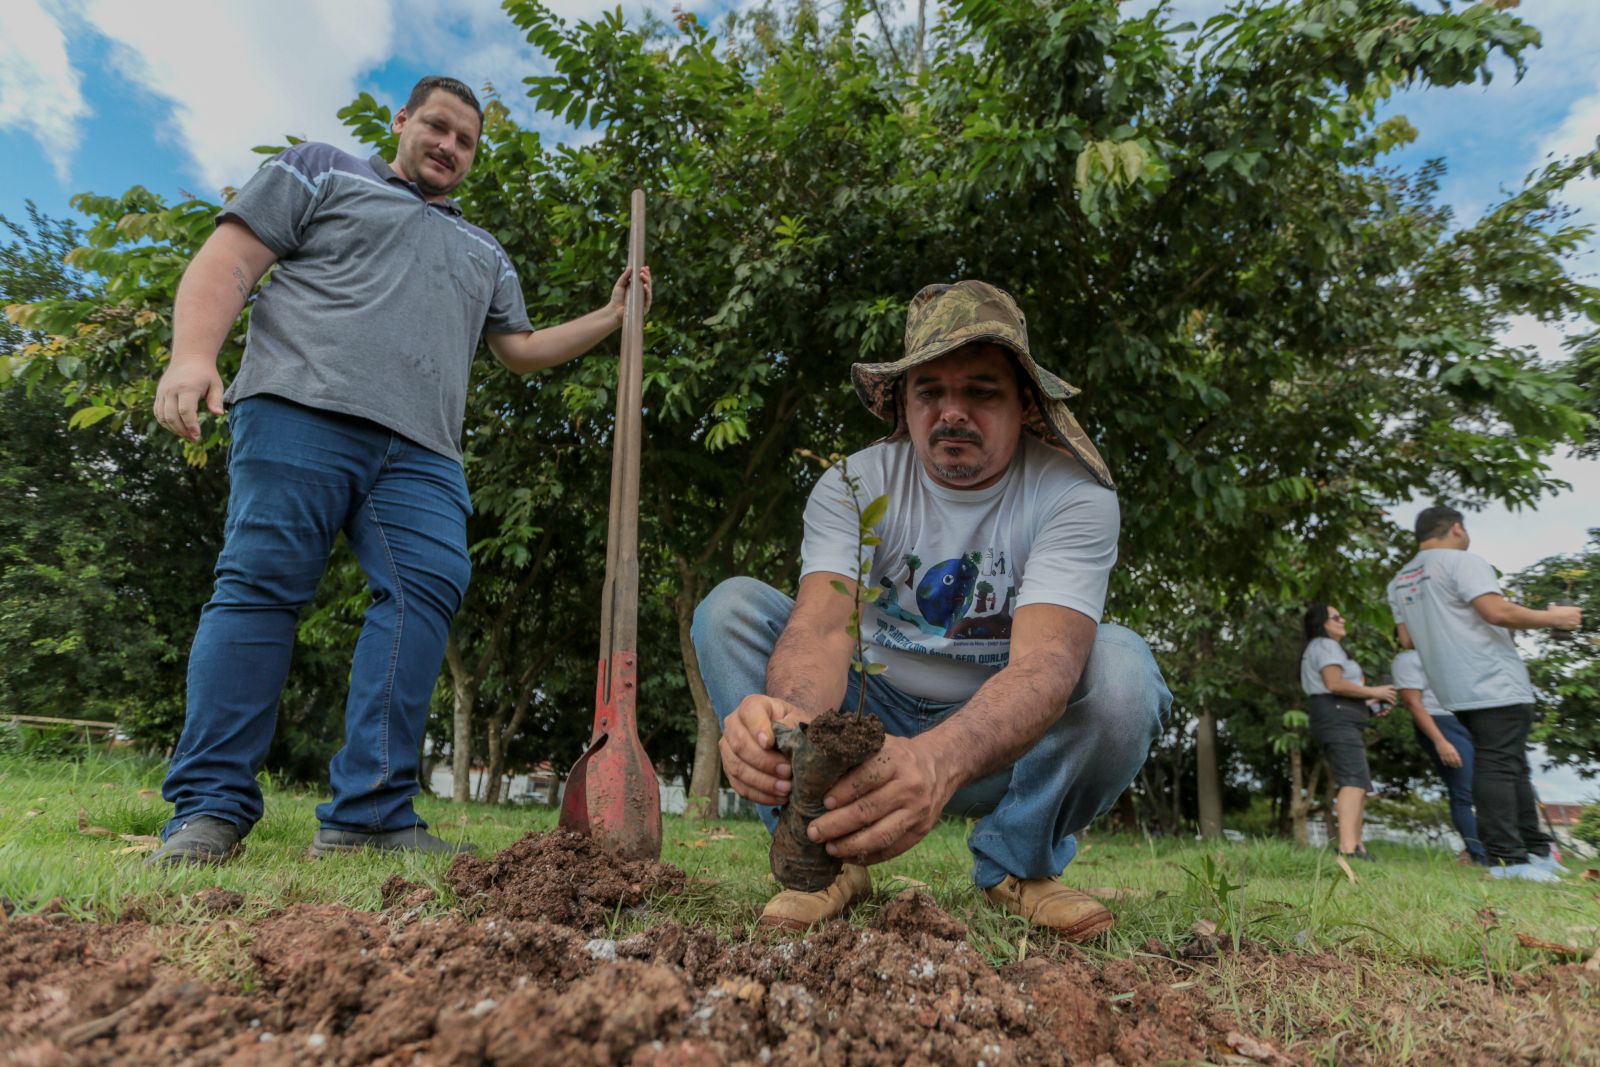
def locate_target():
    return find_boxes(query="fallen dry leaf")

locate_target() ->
[1192,918,1219,938]
[1587,947,1600,973]
[77,811,115,836]
[1476,908,1500,931]
[1335,853,1357,884]
[118,833,159,846]
[136,789,156,798]
[1514,933,1587,957]
[704,827,737,841]
[1581,869,1599,882]
[1225,1029,1295,1066]
[24,809,43,818]
[112,843,157,855]
[683,839,710,849]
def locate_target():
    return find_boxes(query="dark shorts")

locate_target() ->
[1307,694,1372,791]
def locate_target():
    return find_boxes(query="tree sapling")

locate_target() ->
[768,452,888,891]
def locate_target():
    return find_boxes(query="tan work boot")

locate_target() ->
[758,864,871,933]
[984,875,1114,941]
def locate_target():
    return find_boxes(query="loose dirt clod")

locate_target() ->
[447,829,685,930]
[769,709,886,891]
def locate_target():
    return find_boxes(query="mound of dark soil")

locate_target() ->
[447,828,686,930]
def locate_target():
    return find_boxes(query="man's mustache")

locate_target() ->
[930,426,983,446]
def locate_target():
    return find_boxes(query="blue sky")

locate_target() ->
[2,1,1596,796]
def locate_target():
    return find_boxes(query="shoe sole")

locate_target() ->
[1051,909,1115,943]
[144,842,244,869]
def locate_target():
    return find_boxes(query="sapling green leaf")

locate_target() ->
[796,448,889,716]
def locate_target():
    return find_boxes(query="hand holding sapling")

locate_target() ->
[769,451,888,891]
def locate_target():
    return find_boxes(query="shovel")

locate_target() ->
[558,189,662,861]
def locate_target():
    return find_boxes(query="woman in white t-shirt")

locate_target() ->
[1299,603,1397,861]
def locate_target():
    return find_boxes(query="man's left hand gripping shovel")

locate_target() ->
[558,189,662,861]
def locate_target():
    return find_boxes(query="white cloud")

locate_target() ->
[1535,88,1600,239]
[0,0,89,181]
[79,0,397,196]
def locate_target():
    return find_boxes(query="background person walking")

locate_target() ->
[1299,603,1396,862]
[1392,633,1487,865]
[1387,506,1581,882]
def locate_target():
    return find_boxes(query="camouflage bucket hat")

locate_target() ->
[850,280,1114,489]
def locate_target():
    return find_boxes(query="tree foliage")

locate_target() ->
[1508,531,1600,778]
[6,0,1597,820]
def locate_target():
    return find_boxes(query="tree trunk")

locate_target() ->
[1289,745,1308,845]
[676,563,721,820]
[1320,773,1337,842]
[483,704,506,806]
[1195,705,1223,839]
[1170,760,1184,834]
[914,0,926,76]
[484,674,540,807]
[446,634,479,805]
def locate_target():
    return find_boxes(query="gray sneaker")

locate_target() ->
[144,815,244,868]
[307,825,476,859]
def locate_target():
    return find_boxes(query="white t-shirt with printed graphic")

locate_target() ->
[1385,548,1533,711]
[800,436,1119,702]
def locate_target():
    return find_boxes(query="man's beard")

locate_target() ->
[931,458,986,481]
[929,427,985,482]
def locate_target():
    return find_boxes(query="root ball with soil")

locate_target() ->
[769,709,886,891]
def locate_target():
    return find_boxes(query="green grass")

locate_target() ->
[2,749,1596,985]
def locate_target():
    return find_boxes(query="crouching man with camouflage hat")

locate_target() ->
[691,281,1171,935]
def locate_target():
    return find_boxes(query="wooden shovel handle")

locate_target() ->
[598,190,646,689]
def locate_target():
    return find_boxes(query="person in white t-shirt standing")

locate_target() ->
[1298,604,1396,861]
[1386,505,1581,882]
[692,281,1171,936]
[1391,636,1487,865]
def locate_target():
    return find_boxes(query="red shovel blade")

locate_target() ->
[558,653,662,860]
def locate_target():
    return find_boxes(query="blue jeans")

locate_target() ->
[690,577,1172,888]
[161,396,472,839]
[1415,714,1487,864]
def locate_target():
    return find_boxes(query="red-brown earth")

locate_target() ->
[2,830,1595,1066]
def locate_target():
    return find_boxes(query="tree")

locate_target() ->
[0,206,219,743]
[1508,532,1600,777]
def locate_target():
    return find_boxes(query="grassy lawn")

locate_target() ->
[3,747,1596,983]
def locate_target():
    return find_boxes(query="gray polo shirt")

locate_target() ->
[1386,548,1533,711]
[219,142,532,463]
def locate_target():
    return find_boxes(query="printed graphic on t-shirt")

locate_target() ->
[872,547,1018,651]
[1391,563,1430,613]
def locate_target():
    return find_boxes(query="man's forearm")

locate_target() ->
[918,647,1082,790]
[1403,696,1444,744]
[171,243,254,366]
[765,623,853,717]
[1483,601,1561,630]
[494,305,622,375]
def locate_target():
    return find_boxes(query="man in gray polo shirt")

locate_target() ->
[146,76,651,866]
[1387,505,1580,882]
